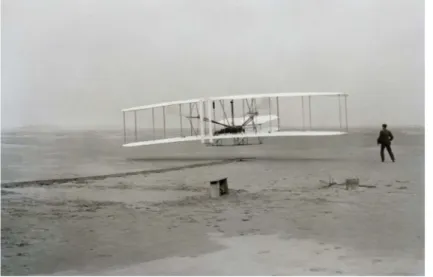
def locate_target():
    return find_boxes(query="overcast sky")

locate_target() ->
[1,0,424,130]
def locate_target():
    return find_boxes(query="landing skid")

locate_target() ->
[205,137,263,147]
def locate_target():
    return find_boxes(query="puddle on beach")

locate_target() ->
[55,233,423,276]
[2,187,202,203]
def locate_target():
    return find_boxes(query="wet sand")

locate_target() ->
[1,129,424,275]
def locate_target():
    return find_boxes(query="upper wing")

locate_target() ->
[122,98,203,112]
[209,92,347,101]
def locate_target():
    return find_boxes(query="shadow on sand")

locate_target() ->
[127,156,342,162]
[2,156,347,188]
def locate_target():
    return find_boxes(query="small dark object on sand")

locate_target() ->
[345,178,359,190]
[320,178,376,190]
[359,184,377,188]
[210,177,229,198]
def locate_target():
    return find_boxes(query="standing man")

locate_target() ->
[377,123,395,162]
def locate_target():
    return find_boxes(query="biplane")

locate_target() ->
[121,92,349,147]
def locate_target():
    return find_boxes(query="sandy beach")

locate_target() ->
[2,0,425,274]
[1,129,424,275]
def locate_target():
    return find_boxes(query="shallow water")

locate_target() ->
[85,233,423,276]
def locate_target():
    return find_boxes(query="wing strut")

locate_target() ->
[123,111,126,143]
[199,100,205,143]
[242,99,246,123]
[268,97,272,131]
[345,95,349,131]
[309,96,312,129]
[163,106,166,138]
[207,100,214,143]
[152,108,155,139]
[241,114,255,127]
[301,97,305,131]
[134,111,138,141]
[276,96,280,130]
[338,95,342,129]
[219,100,231,126]
[179,104,183,137]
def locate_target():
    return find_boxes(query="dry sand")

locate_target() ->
[1,148,424,275]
